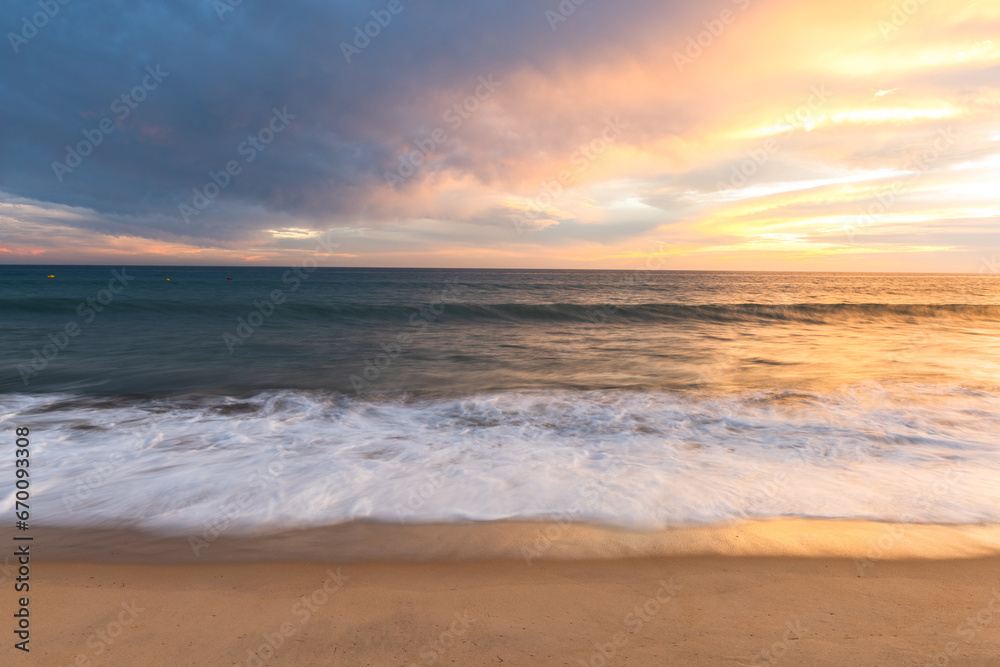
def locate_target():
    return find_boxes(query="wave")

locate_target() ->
[2,299,998,325]
[2,384,999,534]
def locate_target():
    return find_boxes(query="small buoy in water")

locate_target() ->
[227,276,232,280]
[46,275,55,278]
[166,278,170,281]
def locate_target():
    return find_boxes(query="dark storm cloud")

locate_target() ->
[0,0,677,241]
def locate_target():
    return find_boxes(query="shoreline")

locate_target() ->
[7,518,1000,564]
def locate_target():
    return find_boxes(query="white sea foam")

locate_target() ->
[2,384,999,535]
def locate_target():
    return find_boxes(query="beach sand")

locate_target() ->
[11,521,1000,666]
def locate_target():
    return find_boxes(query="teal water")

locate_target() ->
[2,266,998,396]
[1,267,998,532]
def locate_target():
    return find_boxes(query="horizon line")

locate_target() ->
[0,263,990,275]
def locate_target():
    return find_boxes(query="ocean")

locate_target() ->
[1,266,999,534]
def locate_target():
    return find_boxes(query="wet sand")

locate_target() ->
[9,520,1000,666]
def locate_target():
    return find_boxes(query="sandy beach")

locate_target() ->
[5,0,1000,660]
[11,521,1000,666]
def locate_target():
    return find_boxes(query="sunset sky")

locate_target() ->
[1,0,997,271]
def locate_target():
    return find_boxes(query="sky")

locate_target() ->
[0,0,997,271]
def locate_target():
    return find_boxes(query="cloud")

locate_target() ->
[0,0,997,269]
